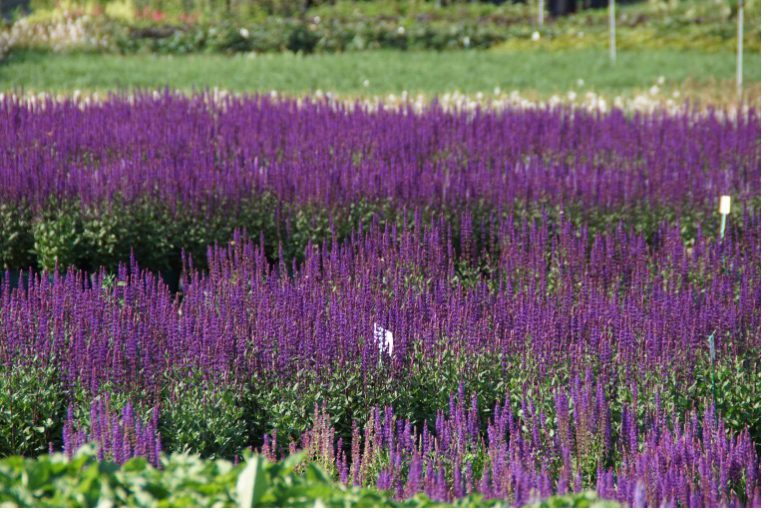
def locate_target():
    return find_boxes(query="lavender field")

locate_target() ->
[0,94,761,508]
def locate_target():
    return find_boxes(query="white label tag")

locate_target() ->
[708,334,716,362]
[374,323,393,357]
[719,195,731,215]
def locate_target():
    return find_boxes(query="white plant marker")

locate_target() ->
[374,322,393,357]
[719,195,731,240]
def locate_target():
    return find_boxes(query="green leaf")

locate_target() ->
[236,455,270,508]
[277,452,306,476]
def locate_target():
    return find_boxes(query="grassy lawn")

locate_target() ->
[0,48,759,99]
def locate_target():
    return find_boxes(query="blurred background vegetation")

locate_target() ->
[1,1,759,55]
[0,1,760,102]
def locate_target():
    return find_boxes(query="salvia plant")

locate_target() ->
[0,213,760,507]
[57,385,758,507]
[0,93,760,270]
[0,94,760,508]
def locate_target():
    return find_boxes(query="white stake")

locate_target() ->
[374,323,393,357]
[737,0,744,98]
[609,0,617,64]
[719,195,731,240]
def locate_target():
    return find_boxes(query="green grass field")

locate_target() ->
[1,48,759,98]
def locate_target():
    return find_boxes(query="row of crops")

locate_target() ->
[0,94,761,507]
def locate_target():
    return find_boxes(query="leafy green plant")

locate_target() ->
[32,205,88,270]
[159,378,249,459]
[0,203,34,270]
[0,360,66,456]
[79,207,133,269]
[527,491,621,508]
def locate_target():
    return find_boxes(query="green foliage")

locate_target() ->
[81,206,132,268]
[32,205,88,270]
[0,360,66,457]
[242,347,760,470]
[493,0,760,54]
[661,350,761,446]
[527,491,621,508]
[0,448,530,507]
[158,377,249,459]
[0,204,34,269]
[0,347,758,485]
[0,446,240,507]
[2,196,759,276]
[242,349,529,449]
[17,1,761,55]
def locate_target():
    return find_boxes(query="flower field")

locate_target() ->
[0,93,761,507]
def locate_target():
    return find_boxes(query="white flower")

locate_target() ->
[531,31,541,41]
[462,36,471,47]
[239,28,249,38]
[649,85,660,96]
[362,79,370,88]
[567,91,577,101]
[657,76,666,85]
[397,26,405,35]
[576,78,585,87]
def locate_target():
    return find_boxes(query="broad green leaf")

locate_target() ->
[236,455,270,508]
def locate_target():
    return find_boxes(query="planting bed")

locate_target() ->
[0,94,761,507]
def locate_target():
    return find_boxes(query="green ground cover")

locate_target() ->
[0,47,759,97]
